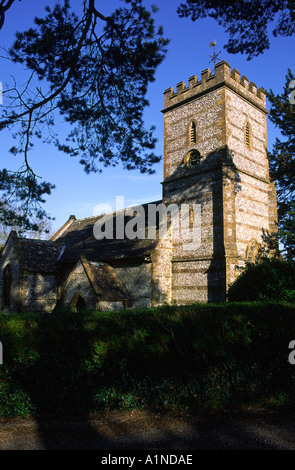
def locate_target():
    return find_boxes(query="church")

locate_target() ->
[0,60,278,313]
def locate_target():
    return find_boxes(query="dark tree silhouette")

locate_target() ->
[0,0,169,229]
[267,70,295,260]
[177,0,295,59]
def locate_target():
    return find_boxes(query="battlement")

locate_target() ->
[163,60,267,113]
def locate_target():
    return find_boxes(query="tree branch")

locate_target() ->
[0,0,19,29]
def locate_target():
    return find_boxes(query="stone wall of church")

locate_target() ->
[234,173,271,259]
[110,229,173,308]
[111,262,153,309]
[0,236,22,312]
[151,227,173,306]
[163,168,223,261]
[224,86,275,264]
[163,88,223,181]
[226,88,268,180]
[21,272,57,313]
[171,257,226,304]
[60,259,97,310]
[163,156,227,303]
[98,300,125,311]
[60,259,159,311]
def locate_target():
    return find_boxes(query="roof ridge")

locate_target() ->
[18,237,55,244]
[71,199,163,223]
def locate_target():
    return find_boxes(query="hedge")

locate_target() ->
[227,259,295,302]
[0,301,295,417]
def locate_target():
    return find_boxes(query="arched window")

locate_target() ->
[71,293,88,312]
[76,295,87,312]
[2,265,12,308]
[189,205,194,229]
[190,121,197,144]
[245,121,252,149]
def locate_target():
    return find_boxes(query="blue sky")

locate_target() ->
[0,0,294,233]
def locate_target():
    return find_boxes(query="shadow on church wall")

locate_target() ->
[163,145,241,303]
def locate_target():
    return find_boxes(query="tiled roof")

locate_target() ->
[17,238,62,273]
[7,200,165,275]
[54,200,163,265]
[81,256,127,301]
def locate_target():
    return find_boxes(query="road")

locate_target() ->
[0,408,295,451]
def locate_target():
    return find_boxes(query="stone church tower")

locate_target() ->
[162,60,278,303]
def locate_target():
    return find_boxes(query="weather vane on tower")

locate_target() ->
[207,39,221,66]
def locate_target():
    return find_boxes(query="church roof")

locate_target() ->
[53,200,163,266]
[80,256,127,301]
[15,236,61,273]
[3,200,165,275]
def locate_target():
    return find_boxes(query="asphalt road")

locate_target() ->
[0,409,295,451]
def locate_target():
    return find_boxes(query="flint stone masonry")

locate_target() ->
[0,234,22,312]
[22,272,57,313]
[164,89,223,179]
[162,60,276,303]
[0,61,278,311]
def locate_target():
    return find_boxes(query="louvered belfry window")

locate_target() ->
[190,121,197,144]
[245,121,251,149]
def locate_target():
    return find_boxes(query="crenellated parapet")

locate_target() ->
[163,60,267,114]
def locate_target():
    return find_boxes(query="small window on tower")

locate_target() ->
[245,121,252,149]
[190,121,197,144]
[189,205,194,229]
